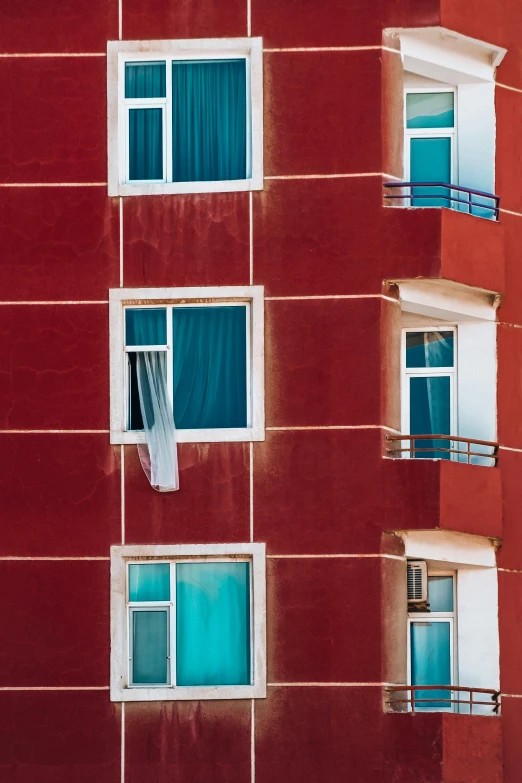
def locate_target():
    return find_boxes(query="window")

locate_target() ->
[405,89,456,207]
[109,286,265,444]
[408,570,457,711]
[110,544,267,702]
[107,39,263,196]
[402,328,456,459]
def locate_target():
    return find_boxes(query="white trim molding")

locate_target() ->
[109,285,265,444]
[107,38,264,197]
[110,543,267,702]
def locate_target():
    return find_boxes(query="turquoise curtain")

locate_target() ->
[125,62,166,182]
[410,376,451,459]
[406,92,454,129]
[173,306,247,429]
[406,331,454,369]
[410,137,452,207]
[132,610,169,684]
[129,563,170,602]
[176,562,250,686]
[428,576,454,612]
[411,621,452,710]
[172,59,247,182]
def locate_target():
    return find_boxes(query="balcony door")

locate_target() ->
[405,90,456,208]
[402,328,457,459]
[408,573,457,712]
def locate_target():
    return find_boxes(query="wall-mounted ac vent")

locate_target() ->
[407,561,428,609]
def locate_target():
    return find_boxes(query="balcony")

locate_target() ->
[384,684,500,716]
[384,181,500,221]
[386,434,499,467]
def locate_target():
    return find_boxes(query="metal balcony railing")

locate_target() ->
[386,434,499,466]
[384,685,501,715]
[383,181,500,221]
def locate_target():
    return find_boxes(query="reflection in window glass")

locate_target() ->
[406,92,454,129]
[406,331,454,368]
[428,575,454,612]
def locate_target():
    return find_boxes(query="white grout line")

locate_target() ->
[121,701,125,783]
[497,82,522,94]
[249,442,254,543]
[0,429,110,433]
[498,567,522,573]
[503,693,522,698]
[0,182,107,187]
[249,191,254,285]
[0,52,105,58]
[267,681,395,687]
[0,556,110,561]
[118,0,123,40]
[251,699,255,783]
[0,685,110,690]
[267,553,404,560]
[266,424,399,432]
[264,46,384,53]
[247,0,251,36]
[0,301,108,305]
[119,197,124,288]
[498,445,522,453]
[265,172,384,180]
[121,445,125,546]
[265,294,399,303]
[499,207,522,218]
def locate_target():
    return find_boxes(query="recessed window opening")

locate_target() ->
[408,570,457,712]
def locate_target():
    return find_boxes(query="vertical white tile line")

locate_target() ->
[249,442,254,543]
[247,0,251,37]
[118,0,123,40]
[119,197,124,287]
[249,191,253,285]
[121,701,125,783]
[251,698,255,783]
[121,444,125,545]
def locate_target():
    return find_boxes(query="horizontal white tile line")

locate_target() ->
[503,693,522,698]
[0,430,109,434]
[0,52,106,58]
[499,207,522,218]
[496,82,522,94]
[0,182,106,187]
[267,554,404,560]
[266,424,398,432]
[0,557,110,561]
[265,294,398,302]
[0,686,109,690]
[265,172,384,180]
[498,567,522,573]
[268,682,394,687]
[499,445,522,453]
[0,301,108,305]
[264,46,383,53]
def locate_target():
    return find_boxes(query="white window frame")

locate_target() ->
[407,569,458,713]
[109,285,265,445]
[111,543,267,702]
[404,86,458,188]
[107,38,264,196]
[401,326,457,458]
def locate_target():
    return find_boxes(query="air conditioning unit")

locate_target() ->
[407,561,428,609]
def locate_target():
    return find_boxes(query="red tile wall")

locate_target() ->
[0,0,519,780]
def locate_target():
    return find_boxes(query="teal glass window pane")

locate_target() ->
[410,137,452,207]
[129,108,163,181]
[172,59,247,182]
[411,621,451,709]
[126,308,167,346]
[428,576,454,612]
[406,331,454,368]
[410,376,451,459]
[176,562,250,686]
[173,306,247,429]
[125,62,166,98]
[132,610,169,684]
[406,92,454,129]
[129,563,170,602]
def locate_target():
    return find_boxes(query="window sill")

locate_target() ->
[109,175,263,198]
[111,683,266,702]
[110,426,265,445]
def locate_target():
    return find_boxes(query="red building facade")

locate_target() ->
[0,1,521,781]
